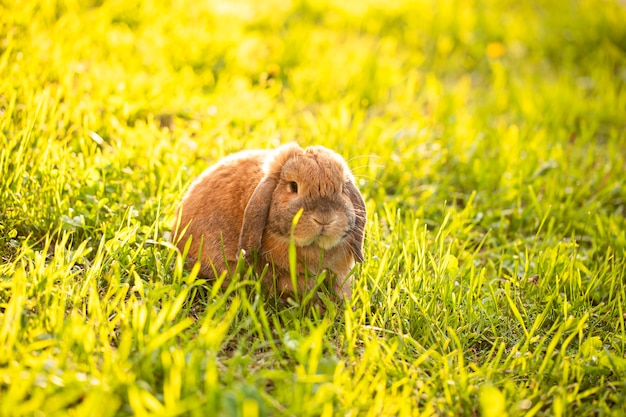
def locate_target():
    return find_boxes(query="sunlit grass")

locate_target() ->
[1,0,625,415]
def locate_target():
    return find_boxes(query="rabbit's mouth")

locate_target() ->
[295,232,342,250]
[314,234,342,249]
[286,213,347,249]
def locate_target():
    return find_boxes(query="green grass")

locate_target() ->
[1,0,626,415]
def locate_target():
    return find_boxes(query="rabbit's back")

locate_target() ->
[172,150,268,277]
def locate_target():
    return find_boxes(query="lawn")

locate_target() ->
[1,0,625,415]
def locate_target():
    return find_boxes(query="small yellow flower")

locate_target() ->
[486,42,505,58]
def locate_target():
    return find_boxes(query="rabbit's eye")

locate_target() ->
[288,181,298,193]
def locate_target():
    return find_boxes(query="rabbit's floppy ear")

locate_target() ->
[238,175,277,256]
[345,180,366,263]
[238,143,302,257]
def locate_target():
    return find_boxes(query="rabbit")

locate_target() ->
[171,142,366,302]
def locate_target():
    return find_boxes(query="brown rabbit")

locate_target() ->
[172,142,366,301]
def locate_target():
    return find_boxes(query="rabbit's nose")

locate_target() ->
[312,214,337,227]
[312,217,328,227]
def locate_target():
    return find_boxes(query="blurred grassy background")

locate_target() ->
[2,0,625,242]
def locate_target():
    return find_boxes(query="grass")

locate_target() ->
[1,0,626,415]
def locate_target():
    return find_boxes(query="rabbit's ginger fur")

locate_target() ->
[172,143,366,301]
